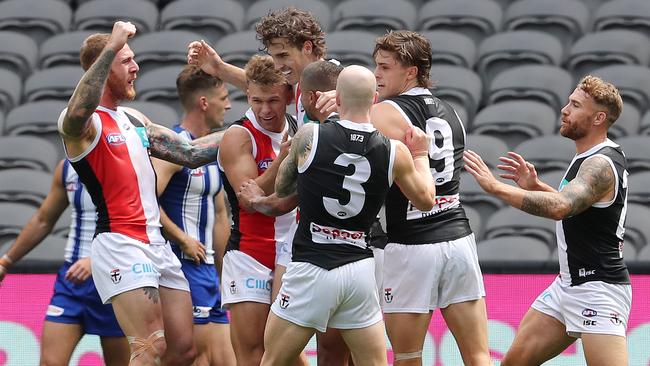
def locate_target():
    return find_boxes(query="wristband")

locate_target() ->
[2,254,13,264]
[412,150,428,158]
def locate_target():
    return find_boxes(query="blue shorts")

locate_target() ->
[180,259,229,324]
[46,261,123,337]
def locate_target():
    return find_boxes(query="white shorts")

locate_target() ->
[532,276,632,338]
[221,250,273,306]
[276,240,292,268]
[91,232,189,304]
[271,258,382,333]
[373,248,384,296]
[382,234,485,312]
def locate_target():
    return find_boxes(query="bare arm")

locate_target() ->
[213,190,230,274]
[497,151,557,193]
[392,142,436,211]
[369,102,410,141]
[464,151,615,220]
[187,40,247,91]
[0,161,69,281]
[146,122,224,169]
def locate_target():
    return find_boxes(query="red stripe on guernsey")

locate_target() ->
[236,119,278,269]
[85,111,150,243]
[295,83,301,116]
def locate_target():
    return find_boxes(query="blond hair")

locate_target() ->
[244,54,287,87]
[577,75,623,125]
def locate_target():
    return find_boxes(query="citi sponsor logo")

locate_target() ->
[582,308,598,317]
[190,167,205,177]
[258,158,273,171]
[132,262,158,274]
[246,277,272,291]
[106,133,126,145]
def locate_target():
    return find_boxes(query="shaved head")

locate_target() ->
[336,65,377,114]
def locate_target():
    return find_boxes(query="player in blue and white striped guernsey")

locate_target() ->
[0,159,128,365]
[153,65,235,366]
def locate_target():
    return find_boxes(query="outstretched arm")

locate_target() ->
[188,40,247,91]
[146,122,225,168]
[464,150,615,220]
[0,161,69,282]
[60,21,135,140]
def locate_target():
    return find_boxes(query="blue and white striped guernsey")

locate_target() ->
[62,159,97,263]
[159,126,222,265]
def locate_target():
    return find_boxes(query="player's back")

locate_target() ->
[293,119,395,270]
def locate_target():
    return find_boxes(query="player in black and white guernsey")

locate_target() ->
[464,75,631,366]
[367,30,491,366]
[237,65,436,366]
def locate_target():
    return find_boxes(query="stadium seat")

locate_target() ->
[421,31,477,68]
[463,205,483,240]
[514,135,575,174]
[131,30,204,76]
[123,101,180,130]
[244,0,331,31]
[551,241,636,262]
[465,134,509,169]
[625,204,650,252]
[0,169,51,207]
[591,65,650,115]
[332,0,416,34]
[459,171,505,221]
[23,66,83,103]
[160,0,244,43]
[0,31,38,79]
[0,0,72,45]
[214,31,263,69]
[73,0,159,33]
[593,0,650,38]
[224,101,249,127]
[477,236,551,268]
[566,30,650,80]
[4,100,67,161]
[325,31,377,68]
[417,0,503,45]
[430,65,482,122]
[624,172,650,205]
[471,101,557,149]
[0,202,37,243]
[607,106,640,139]
[0,136,59,172]
[0,69,21,117]
[640,110,650,136]
[476,31,563,87]
[487,65,573,112]
[38,31,94,68]
[637,245,650,262]
[12,235,67,272]
[484,207,556,247]
[618,136,650,174]
[136,65,184,117]
[503,0,589,50]
[538,170,567,190]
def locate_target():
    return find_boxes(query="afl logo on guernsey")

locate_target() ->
[258,158,273,171]
[65,181,79,192]
[106,133,126,145]
[190,167,205,177]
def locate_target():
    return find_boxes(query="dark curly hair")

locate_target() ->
[255,7,326,58]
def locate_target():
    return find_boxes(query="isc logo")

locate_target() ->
[106,133,126,145]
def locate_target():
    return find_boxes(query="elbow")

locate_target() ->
[413,189,436,212]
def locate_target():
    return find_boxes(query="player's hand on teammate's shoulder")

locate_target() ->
[237,179,265,213]
[187,40,222,76]
[107,21,136,53]
[404,125,429,158]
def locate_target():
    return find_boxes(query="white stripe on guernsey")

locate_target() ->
[221,125,256,168]
[388,140,397,186]
[111,108,165,244]
[63,164,96,262]
[589,154,618,208]
[337,119,376,132]
[556,220,570,286]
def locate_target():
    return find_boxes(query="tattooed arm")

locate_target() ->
[236,124,314,216]
[59,22,136,156]
[464,151,615,220]
[146,122,224,169]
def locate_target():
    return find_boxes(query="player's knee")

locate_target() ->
[39,353,67,366]
[166,341,197,365]
[128,330,166,365]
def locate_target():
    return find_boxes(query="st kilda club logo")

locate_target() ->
[384,288,393,303]
[279,293,290,309]
[110,268,122,284]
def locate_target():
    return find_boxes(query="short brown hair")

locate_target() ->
[301,60,343,93]
[80,33,110,71]
[245,54,288,88]
[373,30,433,88]
[255,7,326,59]
[176,65,224,109]
[577,75,623,125]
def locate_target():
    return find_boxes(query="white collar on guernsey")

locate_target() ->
[400,87,432,96]
[245,108,287,141]
[337,119,376,132]
[575,138,620,159]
